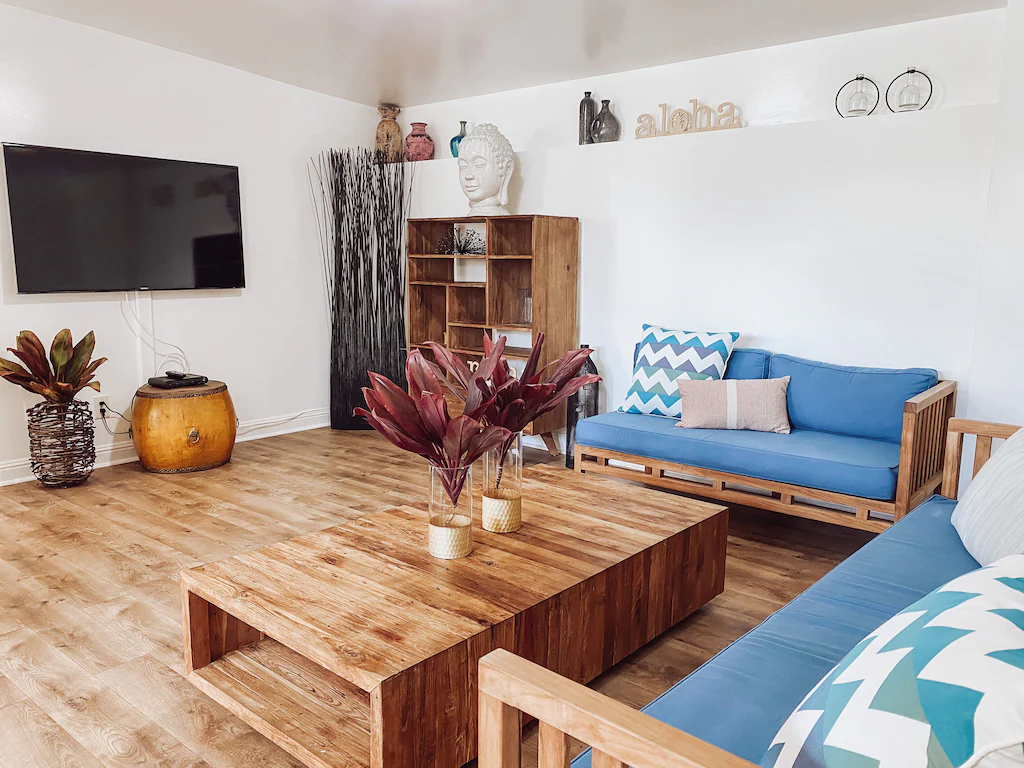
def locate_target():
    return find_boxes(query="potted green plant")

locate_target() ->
[0,330,107,487]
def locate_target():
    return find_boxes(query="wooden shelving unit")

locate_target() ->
[406,215,579,447]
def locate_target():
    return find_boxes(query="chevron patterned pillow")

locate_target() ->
[762,555,1024,768]
[619,327,739,418]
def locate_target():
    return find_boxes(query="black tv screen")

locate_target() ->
[3,144,244,294]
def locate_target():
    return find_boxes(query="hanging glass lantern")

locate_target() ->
[835,75,879,118]
[886,68,933,113]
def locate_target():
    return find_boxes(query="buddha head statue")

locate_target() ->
[457,123,515,216]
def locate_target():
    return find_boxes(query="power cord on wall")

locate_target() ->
[99,400,133,436]
[120,294,192,374]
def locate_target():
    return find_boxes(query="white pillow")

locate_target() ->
[952,426,1024,565]
[763,555,1024,768]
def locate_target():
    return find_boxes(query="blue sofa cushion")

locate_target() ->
[769,354,938,443]
[726,348,772,381]
[572,496,979,766]
[575,411,902,500]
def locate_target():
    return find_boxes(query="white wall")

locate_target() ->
[0,3,376,483]
[402,11,1004,437]
[968,0,1024,427]
[403,11,1004,154]
[0,5,1013,481]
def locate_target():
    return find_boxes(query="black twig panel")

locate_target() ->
[309,149,412,429]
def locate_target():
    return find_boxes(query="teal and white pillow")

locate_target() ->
[620,326,739,418]
[762,555,1024,768]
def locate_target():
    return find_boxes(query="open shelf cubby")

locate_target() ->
[406,215,579,439]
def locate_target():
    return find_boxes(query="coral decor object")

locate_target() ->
[435,227,486,256]
[354,349,509,511]
[0,329,106,403]
[404,122,435,161]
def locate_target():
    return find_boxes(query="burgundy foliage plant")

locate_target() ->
[428,333,601,486]
[354,349,509,509]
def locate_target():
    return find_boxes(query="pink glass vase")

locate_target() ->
[404,122,435,161]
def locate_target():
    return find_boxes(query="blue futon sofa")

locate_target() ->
[574,349,957,530]
[571,493,979,765]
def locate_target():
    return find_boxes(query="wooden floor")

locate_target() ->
[0,429,872,768]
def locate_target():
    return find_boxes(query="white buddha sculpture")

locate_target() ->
[457,124,515,216]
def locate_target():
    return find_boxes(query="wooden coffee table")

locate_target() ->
[180,465,728,768]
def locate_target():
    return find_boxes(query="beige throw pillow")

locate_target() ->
[676,376,791,434]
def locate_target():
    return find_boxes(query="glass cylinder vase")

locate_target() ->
[428,464,473,559]
[483,432,523,533]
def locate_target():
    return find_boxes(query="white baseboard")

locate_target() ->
[234,407,331,443]
[0,407,331,488]
[0,438,139,488]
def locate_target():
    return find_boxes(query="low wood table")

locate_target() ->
[180,465,728,768]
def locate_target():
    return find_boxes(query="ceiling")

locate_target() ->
[2,0,1005,107]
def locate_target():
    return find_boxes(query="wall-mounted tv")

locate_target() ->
[3,143,244,294]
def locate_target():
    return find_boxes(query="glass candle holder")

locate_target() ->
[483,432,523,533]
[428,464,473,559]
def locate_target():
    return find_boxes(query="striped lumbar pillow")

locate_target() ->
[619,327,739,419]
[952,426,1024,566]
[676,377,791,434]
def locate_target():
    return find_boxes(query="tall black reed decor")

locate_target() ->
[309,149,412,429]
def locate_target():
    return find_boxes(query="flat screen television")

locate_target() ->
[3,143,244,294]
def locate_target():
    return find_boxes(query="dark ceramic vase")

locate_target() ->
[565,345,600,469]
[579,92,595,145]
[450,121,467,157]
[405,122,434,161]
[591,100,620,143]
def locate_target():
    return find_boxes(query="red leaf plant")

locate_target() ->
[354,349,510,513]
[427,333,601,488]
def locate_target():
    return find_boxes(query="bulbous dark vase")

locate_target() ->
[591,100,620,143]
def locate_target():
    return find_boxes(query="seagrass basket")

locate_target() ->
[27,400,95,487]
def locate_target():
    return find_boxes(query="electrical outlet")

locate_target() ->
[84,391,106,420]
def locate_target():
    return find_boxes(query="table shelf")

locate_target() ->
[190,637,371,768]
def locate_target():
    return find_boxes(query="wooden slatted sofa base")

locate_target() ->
[575,380,957,532]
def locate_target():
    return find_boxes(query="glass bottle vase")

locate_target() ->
[428,464,473,559]
[483,432,523,533]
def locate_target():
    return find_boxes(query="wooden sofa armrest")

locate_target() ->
[478,649,757,768]
[894,380,957,520]
[940,418,1021,499]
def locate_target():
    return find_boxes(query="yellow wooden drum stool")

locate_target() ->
[132,381,237,473]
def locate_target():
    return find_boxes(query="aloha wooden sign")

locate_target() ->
[635,101,742,139]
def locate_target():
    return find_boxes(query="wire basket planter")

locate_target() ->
[28,400,96,487]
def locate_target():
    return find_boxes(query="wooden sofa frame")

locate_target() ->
[483,419,1019,768]
[574,380,958,532]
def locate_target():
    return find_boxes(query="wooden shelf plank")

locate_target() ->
[446,322,531,331]
[488,254,533,260]
[411,281,485,288]
[451,346,532,359]
[190,638,371,768]
[408,254,486,260]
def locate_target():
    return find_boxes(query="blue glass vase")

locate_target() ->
[450,121,467,158]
